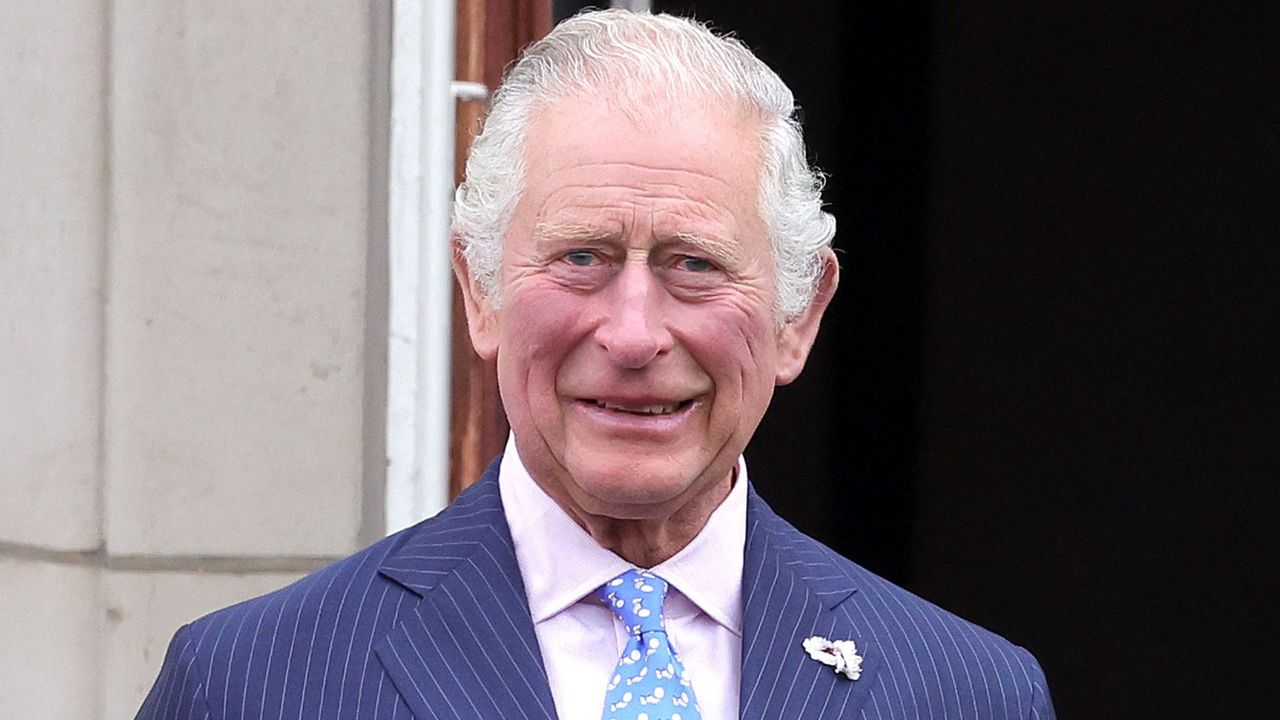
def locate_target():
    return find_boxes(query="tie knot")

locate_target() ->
[597,569,670,636]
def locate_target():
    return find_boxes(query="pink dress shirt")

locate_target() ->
[499,434,746,720]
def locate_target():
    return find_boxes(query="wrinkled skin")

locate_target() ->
[455,96,838,566]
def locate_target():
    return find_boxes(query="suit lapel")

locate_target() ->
[373,464,558,720]
[739,487,880,720]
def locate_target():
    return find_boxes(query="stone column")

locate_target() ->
[0,3,388,717]
[1,3,109,717]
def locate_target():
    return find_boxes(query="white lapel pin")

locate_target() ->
[802,635,864,680]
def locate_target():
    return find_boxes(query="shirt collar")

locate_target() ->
[499,433,746,636]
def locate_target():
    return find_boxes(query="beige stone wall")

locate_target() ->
[0,3,388,718]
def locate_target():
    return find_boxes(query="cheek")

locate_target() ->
[500,287,597,380]
[682,305,780,398]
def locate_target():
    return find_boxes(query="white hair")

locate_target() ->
[452,9,835,320]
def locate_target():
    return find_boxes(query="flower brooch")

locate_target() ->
[802,635,864,680]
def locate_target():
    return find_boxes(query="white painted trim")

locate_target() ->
[385,0,457,535]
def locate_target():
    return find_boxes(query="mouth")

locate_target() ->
[589,399,693,416]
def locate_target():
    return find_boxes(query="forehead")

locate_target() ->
[516,94,766,233]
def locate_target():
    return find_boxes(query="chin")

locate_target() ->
[567,462,699,520]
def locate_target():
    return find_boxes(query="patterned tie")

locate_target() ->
[597,569,703,720]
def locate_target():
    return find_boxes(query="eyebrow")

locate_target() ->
[531,220,620,246]
[672,231,744,266]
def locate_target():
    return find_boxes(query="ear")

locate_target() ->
[451,239,500,361]
[775,248,839,386]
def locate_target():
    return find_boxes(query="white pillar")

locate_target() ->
[386,0,458,534]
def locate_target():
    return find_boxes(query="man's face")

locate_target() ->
[459,95,833,525]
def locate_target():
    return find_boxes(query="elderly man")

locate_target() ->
[139,10,1054,720]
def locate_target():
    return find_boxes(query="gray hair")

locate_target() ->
[452,9,835,320]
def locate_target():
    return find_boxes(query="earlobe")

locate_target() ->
[452,241,500,361]
[775,248,839,386]
[469,299,500,362]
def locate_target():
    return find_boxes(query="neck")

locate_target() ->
[563,470,735,567]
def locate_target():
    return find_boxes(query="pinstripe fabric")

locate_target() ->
[138,461,1054,719]
[137,458,553,720]
[739,486,1055,720]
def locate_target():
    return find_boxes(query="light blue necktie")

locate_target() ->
[597,569,703,720]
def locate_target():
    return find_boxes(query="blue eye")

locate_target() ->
[677,256,716,272]
[564,250,597,266]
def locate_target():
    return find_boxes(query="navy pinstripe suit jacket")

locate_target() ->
[138,461,1055,719]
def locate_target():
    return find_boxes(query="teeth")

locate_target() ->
[596,401,680,415]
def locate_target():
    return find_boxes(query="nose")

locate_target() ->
[594,260,674,369]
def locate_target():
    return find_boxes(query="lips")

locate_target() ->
[592,400,685,415]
